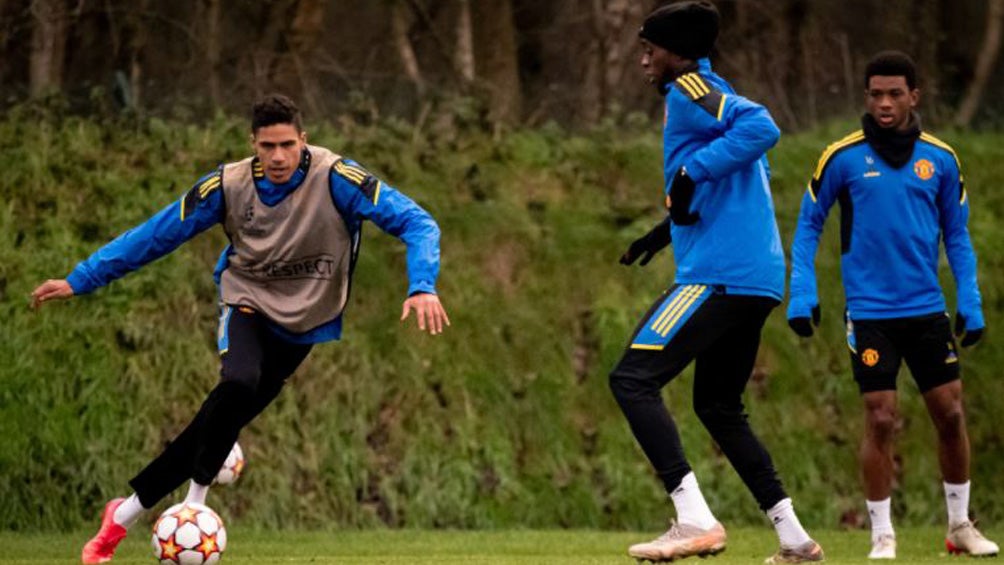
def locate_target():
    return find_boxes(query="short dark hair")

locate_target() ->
[251,94,303,133]
[865,51,918,90]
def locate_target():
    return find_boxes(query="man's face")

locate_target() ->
[866,75,919,131]
[251,123,306,184]
[640,39,681,91]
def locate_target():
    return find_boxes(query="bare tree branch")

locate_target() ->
[954,0,1004,126]
[454,0,474,87]
[391,0,425,96]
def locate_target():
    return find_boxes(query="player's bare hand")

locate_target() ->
[30,279,74,310]
[400,292,451,335]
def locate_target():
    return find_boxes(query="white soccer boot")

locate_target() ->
[628,520,726,562]
[764,539,824,563]
[946,521,999,557]
[868,533,896,559]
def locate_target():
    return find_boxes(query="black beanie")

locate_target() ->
[639,1,720,60]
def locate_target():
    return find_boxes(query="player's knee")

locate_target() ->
[694,402,743,429]
[933,404,965,438]
[220,363,262,391]
[865,405,898,439]
[609,372,657,404]
[206,379,256,407]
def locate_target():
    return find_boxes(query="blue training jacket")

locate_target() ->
[661,58,786,300]
[66,149,441,344]
[788,130,983,329]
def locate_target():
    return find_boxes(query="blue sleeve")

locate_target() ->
[787,153,844,320]
[329,163,440,295]
[66,173,224,294]
[683,93,781,183]
[937,156,983,330]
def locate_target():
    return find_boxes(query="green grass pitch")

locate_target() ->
[0,527,997,563]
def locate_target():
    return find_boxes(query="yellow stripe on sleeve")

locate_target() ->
[680,74,709,98]
[812,131,864,181]
[675,77,701,99]
[334,161,368,184]
[198,177,221,198]
[686,74,711,97]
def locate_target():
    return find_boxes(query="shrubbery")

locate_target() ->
[2,106,1002,531]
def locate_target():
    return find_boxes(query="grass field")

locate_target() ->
[0,527,997,564]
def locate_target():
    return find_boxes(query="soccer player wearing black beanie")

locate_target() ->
[612,2,823,562]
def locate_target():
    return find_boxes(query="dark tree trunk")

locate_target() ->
[29,0,69,95]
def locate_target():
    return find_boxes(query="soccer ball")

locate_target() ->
[151,502,227,564]
[214,442,245,485]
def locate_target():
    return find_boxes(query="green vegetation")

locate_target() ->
[2,105,1003,532]
[1,527,999,564]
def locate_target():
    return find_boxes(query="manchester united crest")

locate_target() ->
[862,348,880,367]
[913,159,935,180]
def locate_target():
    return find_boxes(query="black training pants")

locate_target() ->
[609,285,787,511]
[130,306,312,508]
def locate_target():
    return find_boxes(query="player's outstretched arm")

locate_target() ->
[30,279,74,310]
[400,292,450,335]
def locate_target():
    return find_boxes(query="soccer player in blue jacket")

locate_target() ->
[611,2,822,563]
[31,94,449,563]
[788,51,998,559]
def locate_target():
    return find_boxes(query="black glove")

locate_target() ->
[669,167,700,226]
[788,305,821,338]
[620,216,672,266]
[954,313,984,347]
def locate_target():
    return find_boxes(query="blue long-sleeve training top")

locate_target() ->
[66,151,441,343]
[660,58,786,300]
[788,130,983,329]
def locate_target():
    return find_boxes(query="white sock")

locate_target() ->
[112,493,147,529]
[767,498,812,547]
[944,481,971,526]
[867,498,895,541]
[184,480,210,505]
[670,472,718,530]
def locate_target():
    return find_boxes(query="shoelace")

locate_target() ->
[656,521,687,542]
[952,521,986,539]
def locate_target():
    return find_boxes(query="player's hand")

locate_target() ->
[30,279,74,310]
[620,216,672,267]
[401,292,450,335]
[788,305,821,338]
[954,312,983,347]
[668,167,700,226]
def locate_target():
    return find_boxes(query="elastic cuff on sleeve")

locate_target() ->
[684,160,711,184]
[408,281,437,296]
[66,270,93,295]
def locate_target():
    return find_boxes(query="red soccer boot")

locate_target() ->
[81,498,128,564]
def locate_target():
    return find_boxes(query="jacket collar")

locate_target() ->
[252,147,312,193]
[660,58,711,95]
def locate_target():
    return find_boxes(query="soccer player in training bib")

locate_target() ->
[611,2,822,563]
[30,94,449,564]
[788,51,998,559]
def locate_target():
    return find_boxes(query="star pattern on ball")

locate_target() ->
[174,505,199,527]
[158,536,181,561]
[197,532,219,559]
